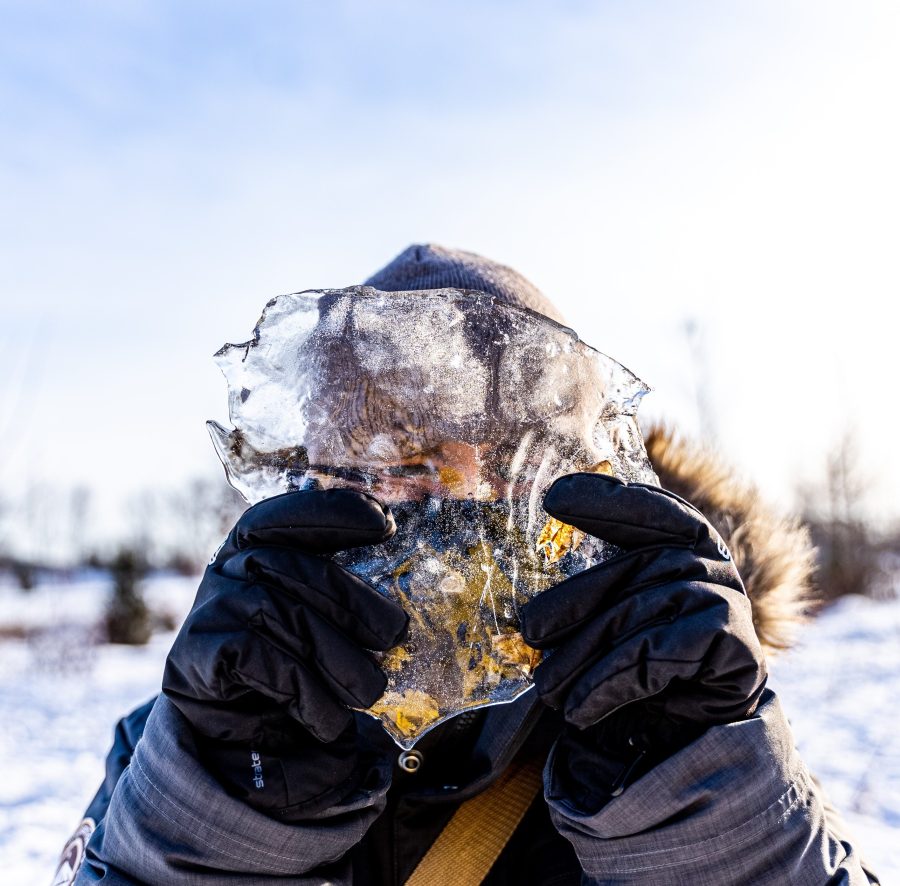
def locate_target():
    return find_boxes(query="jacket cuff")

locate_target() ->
[83,695,392,883]
[544,690,875,884]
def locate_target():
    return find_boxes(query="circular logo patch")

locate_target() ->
[51,818,95,886]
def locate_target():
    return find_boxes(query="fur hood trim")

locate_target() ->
[644,424,816,654]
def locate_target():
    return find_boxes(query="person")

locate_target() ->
[59,245,878,885]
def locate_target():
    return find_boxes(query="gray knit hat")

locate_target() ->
[364,244,566,325]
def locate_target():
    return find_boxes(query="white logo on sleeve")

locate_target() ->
[208,535,228,565]
[251,751,265,789]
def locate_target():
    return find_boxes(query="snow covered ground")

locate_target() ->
[767,594,900,878]
[0,576,196,884]
[0,576,897,883]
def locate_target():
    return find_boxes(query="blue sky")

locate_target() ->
[2,1,898,553]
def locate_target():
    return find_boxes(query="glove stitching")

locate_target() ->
[569,656,708,726]
[242,624,354,732]
[238,665,349,744]
[529,563,684,646]
[249,614,380,710]
[255,565,388,650]
[544,515,698,545]
[238,525,391,550]
[538,612,676,698]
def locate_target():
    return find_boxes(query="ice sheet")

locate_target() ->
[209,287,656,747]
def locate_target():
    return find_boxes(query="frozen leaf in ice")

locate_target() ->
[491,632,543,676]
[537,521,586,566]
[537,460,614,564]
[369,690,441,738]
[208,287,656,747]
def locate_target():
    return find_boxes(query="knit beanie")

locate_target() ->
[364,244,566,325]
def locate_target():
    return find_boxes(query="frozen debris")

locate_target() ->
[209,287,656,747]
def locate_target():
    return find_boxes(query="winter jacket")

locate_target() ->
[60,427,880,885]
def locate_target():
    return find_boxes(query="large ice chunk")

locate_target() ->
[209,287,656,747]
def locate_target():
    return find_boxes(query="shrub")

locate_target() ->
[104,548,152,645]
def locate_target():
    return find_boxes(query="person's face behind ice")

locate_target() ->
[304,245,583,507]
[303,334,567,507]
[305,436,512,504]
[360,439,497,503]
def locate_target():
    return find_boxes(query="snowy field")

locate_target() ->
[1,576,897,883]
[766,594,900,878]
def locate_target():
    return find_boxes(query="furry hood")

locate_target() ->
[644,424,816,655]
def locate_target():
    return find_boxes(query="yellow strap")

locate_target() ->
[404,756,544,886]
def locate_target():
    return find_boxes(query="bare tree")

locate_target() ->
[799,430,887,602]
[126,488,163,566]
[165,476,246,574]
[68,485,92,568]
[682,317,718,443]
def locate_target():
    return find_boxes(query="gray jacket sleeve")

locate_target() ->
[545,690,879,885]
[75,694,392,885]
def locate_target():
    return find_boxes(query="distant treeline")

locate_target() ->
[0,475,246,587]
[0,441,896,607]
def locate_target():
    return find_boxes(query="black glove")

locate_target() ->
[162,488,408,819]
[520,473,767,807]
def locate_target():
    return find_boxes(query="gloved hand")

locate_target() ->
[520,473,767,807]
[162,488,408,819]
